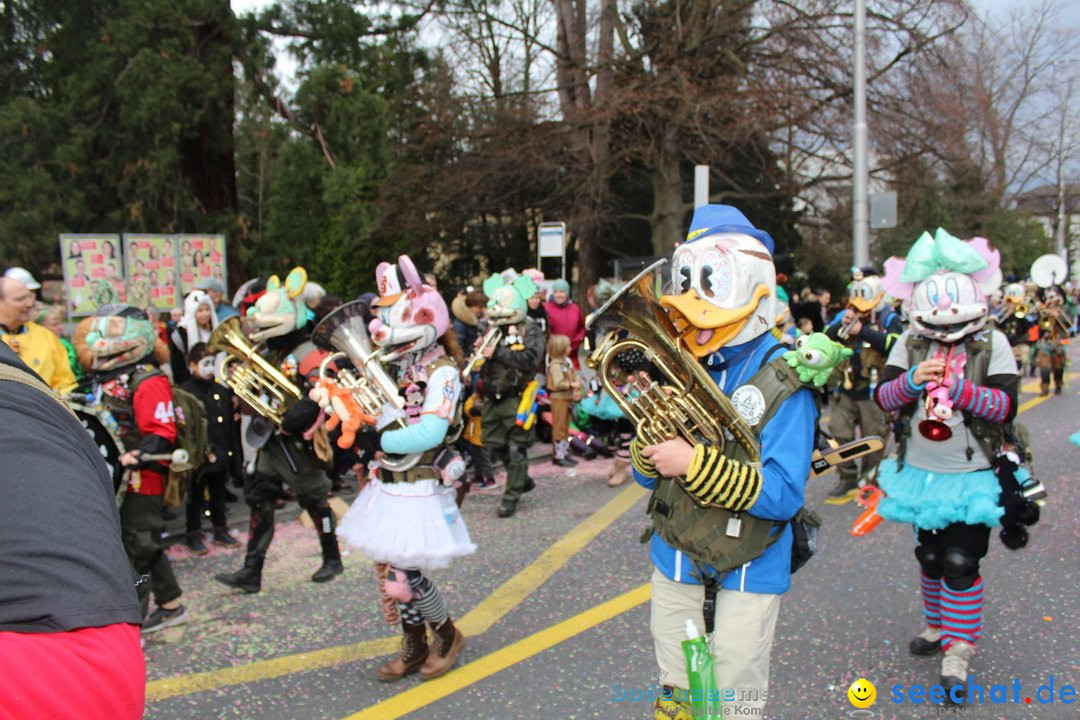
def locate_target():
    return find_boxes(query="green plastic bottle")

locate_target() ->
[682,619,722,718]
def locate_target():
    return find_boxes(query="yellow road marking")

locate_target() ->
[1020,371,1078,395]
[342,583,652,720]
[457,483,647,635]
[146,483,648,702]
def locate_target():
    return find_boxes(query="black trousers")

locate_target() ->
[186,469,228,533]
[120,492,182,613]
[915,522,991,589]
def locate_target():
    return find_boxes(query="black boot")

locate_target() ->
[215,559,263,593]
[311,506,344,583]
[215,507,273,593]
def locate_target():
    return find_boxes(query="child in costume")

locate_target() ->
[874,229,1020,699]
[334,255,474,682]
[545,334,582,467]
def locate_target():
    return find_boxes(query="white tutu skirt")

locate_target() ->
[336,478,476,571]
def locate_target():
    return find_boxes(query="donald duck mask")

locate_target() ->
[661,205,777,357]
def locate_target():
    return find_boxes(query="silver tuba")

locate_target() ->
[311,300,420,472]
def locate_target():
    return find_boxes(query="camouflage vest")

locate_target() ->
[895,333,1002,467]
[643,354,816,573]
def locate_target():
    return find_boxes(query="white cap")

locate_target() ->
[3,266,40,290]
[685,619,700,639]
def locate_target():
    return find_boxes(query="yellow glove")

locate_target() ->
[680,445,763,511]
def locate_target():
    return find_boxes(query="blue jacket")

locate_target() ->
[633,332,817,594]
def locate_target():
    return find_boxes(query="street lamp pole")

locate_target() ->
[853,0,870,268]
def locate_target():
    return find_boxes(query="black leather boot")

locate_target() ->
[215,559,263,593]
[311,507,344,583]
[215,507,272,593]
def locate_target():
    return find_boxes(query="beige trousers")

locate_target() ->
[650,568,781,714]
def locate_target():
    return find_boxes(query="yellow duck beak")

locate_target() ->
[849,292,884,314]
[660,284,772,357]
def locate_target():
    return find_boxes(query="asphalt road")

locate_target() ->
[144,347,1080,720]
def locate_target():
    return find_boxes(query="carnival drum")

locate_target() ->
[70,401,127,506]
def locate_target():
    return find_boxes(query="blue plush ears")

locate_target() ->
[284,267,308,298]
[263,267,311,328]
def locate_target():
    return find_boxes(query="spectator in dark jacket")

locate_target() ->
[0,342,145,720]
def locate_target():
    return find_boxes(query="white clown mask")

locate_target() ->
[661,232,777,357]
[908,271,991,343]
[882,229,1002,345]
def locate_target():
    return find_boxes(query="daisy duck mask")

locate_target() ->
[881,228,1002,344]
[482,273,538,327]
[247,267,312,343]
[369,255,449,361]
[660,204,777,357]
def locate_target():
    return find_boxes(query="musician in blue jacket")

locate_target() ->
[629,205,817,719]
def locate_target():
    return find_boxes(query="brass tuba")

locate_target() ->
[311,299,419,472]
[209,317,302,427]
[585,260,760,483]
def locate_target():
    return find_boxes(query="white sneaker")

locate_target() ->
[941,640,975,689]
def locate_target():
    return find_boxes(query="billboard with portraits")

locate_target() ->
[59,234,124,316]
[176,234,227,297]
[123,234,179,311]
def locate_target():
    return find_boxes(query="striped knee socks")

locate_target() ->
[940,577,984,650]
[920,571,941,629]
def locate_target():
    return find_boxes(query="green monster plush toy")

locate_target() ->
[783,333,853,387]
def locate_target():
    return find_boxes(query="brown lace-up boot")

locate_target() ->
[419,618,465,680]
[377,622,428,682]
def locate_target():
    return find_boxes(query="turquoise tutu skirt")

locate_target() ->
[876,462,1017,530]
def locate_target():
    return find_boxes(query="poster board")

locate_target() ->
[123,234,179,311]
[176,234,227,297]
[59,234,123,316]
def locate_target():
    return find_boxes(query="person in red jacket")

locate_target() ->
[82,304,187,634]
[543,279,586,369]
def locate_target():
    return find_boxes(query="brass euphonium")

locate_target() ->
[311,299,420,472]
[209,316,302,427]
[585,259,760,475]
